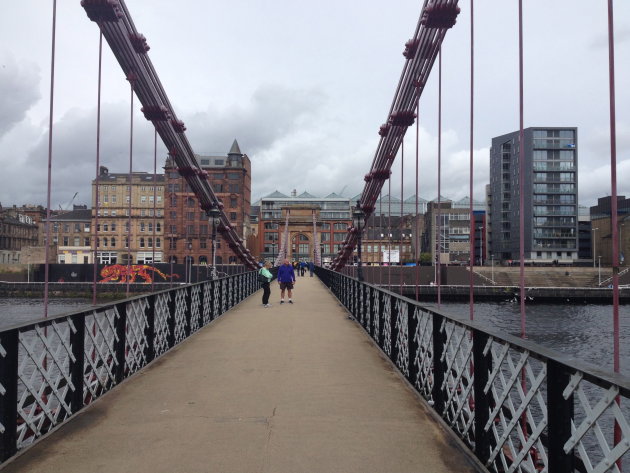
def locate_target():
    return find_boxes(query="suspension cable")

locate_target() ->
[518,0,526,338]
[43,0,57,318]
[92,31,103,306]
[436,47,443,308]
[415,102,420,301]
[126,79,134,297]
[606,0,622,458]
[468,0,475,321]
[400,139,404,295]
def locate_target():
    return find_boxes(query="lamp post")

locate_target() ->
[187,241,193,284]
[620,223,625,266]
[598,255,602,285]
[592,227,599,268]
[352,201,364,282]
[491,253,495,284]
[207,204,221,280]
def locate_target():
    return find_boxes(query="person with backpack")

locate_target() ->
[258,261,273,308]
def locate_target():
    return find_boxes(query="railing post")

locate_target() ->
[0,329,19,462]
[548,360,575,473]
[167,289,176,348]
[473,330,492,464]
[114,302,127,384]
[69,315,85,413]
[145,294,156,364]
[432,312,446,415]
[184,286,192,337]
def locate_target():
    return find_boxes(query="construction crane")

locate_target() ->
[59,192,78,211]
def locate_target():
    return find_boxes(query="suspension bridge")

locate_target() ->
[1,0,629,472]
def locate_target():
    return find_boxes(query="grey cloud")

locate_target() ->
[0,103,165,207]
[185,83,328,156]
[0,53,40,138]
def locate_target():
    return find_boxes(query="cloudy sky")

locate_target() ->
[1,1,629,210]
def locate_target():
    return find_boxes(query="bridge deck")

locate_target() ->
[3,277,478,473]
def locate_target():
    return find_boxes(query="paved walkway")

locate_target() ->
[3,277,478,473]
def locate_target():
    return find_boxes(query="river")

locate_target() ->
[1,297,629,376]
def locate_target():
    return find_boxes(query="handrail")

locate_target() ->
[315,267,630,472]
[0,271,259,462]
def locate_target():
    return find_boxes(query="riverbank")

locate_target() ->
[2,280,628,304]
[0,281,171,299]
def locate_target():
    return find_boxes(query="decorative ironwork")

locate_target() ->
[202,282,212,325]
[313,267,630,473]
[394,299,409,377]
[0,271,259,463]
[382,294,392,356]
[125,299,149,375]
[413,306,433,399]
[189,285,201,333]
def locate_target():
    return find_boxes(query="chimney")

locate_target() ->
[291,189,297,197]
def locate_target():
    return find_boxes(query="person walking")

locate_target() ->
[278,258,296,304]
[308,260,314,277]
[258,261,273,308]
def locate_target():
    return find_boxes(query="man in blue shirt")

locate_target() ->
[277,258,296,304]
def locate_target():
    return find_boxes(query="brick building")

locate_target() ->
[163,140,251,265]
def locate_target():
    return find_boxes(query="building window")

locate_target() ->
[230,212,237,221]
[230,198,237,208]
[187,212,195,221]
[74,223,81,232]
[229,184,239,193]
[187,198,195,207]
[148,237,153,248]
[63,236,69,246]
[156,238,161,248]
[111,237,116,247]
[140,222,146,232]
[169,238,177,250]
[103,237,108,247]
[156,223,162,232]
[200,239,207,249]
[84,237,90,246]
[170,196,177,207]
[111,223,117,232]
[74,237,80,246]
[139,238,145,248]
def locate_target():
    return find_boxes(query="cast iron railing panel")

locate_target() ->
[0,271,259,463]
[315,267,630,473]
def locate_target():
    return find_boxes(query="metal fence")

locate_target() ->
[0,270,259,462]
[316,267,630,473]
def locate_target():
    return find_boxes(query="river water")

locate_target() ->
[1,297,628,376]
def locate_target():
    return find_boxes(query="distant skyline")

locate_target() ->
[1,1,629,209]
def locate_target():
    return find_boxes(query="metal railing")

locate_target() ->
[316,267,630,473]
[0,270,259,462]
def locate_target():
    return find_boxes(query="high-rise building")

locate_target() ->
[163,140,251,265]
[489,127,578,263]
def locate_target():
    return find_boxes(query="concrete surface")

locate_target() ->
[2,276,480,473]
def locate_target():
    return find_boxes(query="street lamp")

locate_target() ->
[592,227,599,268]
[598,255,602,285]
[187,241,193,284]
[352,201,365,282]
[491,253,495,284]
[207,203,221,280]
